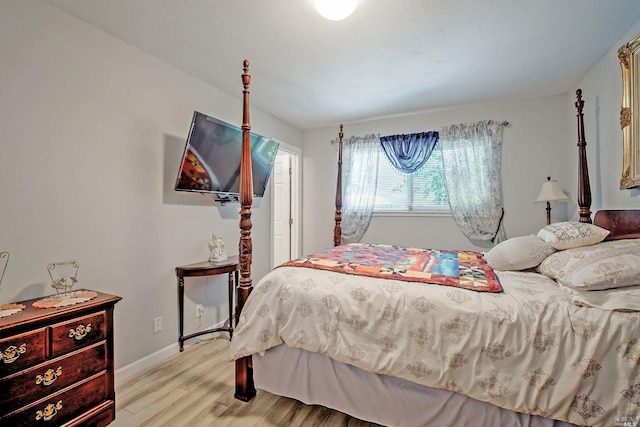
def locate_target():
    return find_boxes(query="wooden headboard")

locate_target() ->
[594,210,640,240]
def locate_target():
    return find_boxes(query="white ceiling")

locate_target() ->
[45,0,640,129]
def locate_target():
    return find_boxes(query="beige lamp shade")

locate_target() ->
[535,178,569,203]
[535,177,569,225]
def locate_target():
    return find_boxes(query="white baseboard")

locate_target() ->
[115,319,227,388]
[115,342,179,388]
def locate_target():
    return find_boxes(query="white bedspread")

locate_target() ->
[230,267,640,426]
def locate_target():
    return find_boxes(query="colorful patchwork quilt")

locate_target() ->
[280,243,502,292]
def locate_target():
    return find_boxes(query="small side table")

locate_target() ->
[176,256,239,352]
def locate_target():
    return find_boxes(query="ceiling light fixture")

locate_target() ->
[315,0,358,21]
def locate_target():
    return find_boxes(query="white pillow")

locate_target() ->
[483,235,557,271]
[537,221,610,250]
[537,239,640,290]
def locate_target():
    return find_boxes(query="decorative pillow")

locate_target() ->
[483,235,557,271]
[536,221,610,250]
[537,239,640,290]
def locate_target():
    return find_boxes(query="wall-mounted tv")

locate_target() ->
[175,111,280,199]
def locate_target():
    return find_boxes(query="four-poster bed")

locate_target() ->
[232,63,640,426]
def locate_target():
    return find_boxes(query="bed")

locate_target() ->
[230,63,640,426]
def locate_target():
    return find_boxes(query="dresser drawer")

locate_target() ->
[0,372,108,427]
[0,342,107,415]
[51,311,107,358]
[0,328,47,376]
[64,400,115,427]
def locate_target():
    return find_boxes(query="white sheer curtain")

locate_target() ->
[340,134,380,244]
[439,120,508,243]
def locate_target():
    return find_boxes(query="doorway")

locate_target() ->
[271,143,301,268]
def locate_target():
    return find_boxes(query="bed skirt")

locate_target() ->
[254,344,578,427]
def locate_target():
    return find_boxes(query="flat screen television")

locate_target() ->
[175,111,280,199]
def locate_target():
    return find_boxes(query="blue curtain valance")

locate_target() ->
[380,131,439,174]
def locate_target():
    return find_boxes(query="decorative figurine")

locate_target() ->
[0,251,26,318]
[209,234,227,262]
[0,252,8,293]
[33,260,96,309]
[47,260,80,296]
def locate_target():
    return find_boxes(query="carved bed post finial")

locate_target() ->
[235,59,256,402]
[334,124,344,246]
[575,89,592,223]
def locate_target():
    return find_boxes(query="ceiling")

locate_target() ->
[44,0,640,129]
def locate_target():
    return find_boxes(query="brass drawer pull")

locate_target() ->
[68,323,91,340]
[1,343,27,364]
[35,367,62,386]
[35,400,63,421]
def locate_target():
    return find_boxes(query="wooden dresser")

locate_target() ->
[0,290,121,426]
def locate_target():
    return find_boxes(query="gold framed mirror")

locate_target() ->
[618,32,640,189]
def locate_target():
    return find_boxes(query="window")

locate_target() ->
[374,146,449,213]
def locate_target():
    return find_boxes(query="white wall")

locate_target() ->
[302,95,569,253]
[0,1,301,371]
[569,17,640,214]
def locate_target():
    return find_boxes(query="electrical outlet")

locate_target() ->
[153,316,162,334]
[196,304,204,318]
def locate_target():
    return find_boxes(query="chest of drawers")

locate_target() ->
[0,290,121,426]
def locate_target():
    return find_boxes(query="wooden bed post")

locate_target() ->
[334,124,344,247]
[575,89,592,223]
[235,59,256,402]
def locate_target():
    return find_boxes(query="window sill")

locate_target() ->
[372,210,452,218]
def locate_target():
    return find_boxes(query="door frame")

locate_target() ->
[270,141,302,268]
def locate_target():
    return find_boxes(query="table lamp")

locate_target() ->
[535,177,569,225]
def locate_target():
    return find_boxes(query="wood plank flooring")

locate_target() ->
[111,335,382,427]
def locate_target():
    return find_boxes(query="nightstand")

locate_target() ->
[175,256,239,351]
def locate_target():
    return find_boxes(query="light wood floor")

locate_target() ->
[111,335,383,427]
